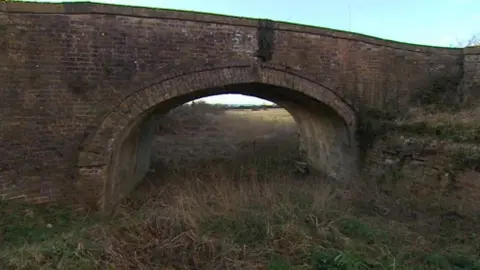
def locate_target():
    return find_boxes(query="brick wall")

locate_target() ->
[0,2,472,208]
[459,46,480,103]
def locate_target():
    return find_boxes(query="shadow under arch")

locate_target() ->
[76,65,359,213]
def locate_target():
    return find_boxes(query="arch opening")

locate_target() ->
[76,67,359,213]
[150,94,299,174]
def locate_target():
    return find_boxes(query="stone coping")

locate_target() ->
[0,1,465,55]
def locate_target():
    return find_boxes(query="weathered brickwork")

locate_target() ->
[0,2,477,212]
[459,46,480,102]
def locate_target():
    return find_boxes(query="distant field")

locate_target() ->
[226,108,294,122]
[151,107,298,168]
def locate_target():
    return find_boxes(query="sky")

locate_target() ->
[30,0,480,105]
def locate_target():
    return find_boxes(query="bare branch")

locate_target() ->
[456,33,480,47]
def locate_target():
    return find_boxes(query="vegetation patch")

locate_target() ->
[2,104,480,269]
[356,109,480,146]
[411,73,465,111]
[451,151,480,172]
[395,121,480,143]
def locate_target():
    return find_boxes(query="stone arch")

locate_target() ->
[77,65,359,213]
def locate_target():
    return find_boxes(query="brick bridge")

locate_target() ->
[1,2,479,213]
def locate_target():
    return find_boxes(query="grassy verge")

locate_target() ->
[1,106,479,269]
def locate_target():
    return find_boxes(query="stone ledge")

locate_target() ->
[1,1,463,55]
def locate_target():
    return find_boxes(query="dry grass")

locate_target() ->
[405,106,480,126]
[372,107,480,143]
[1,105,480,269]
